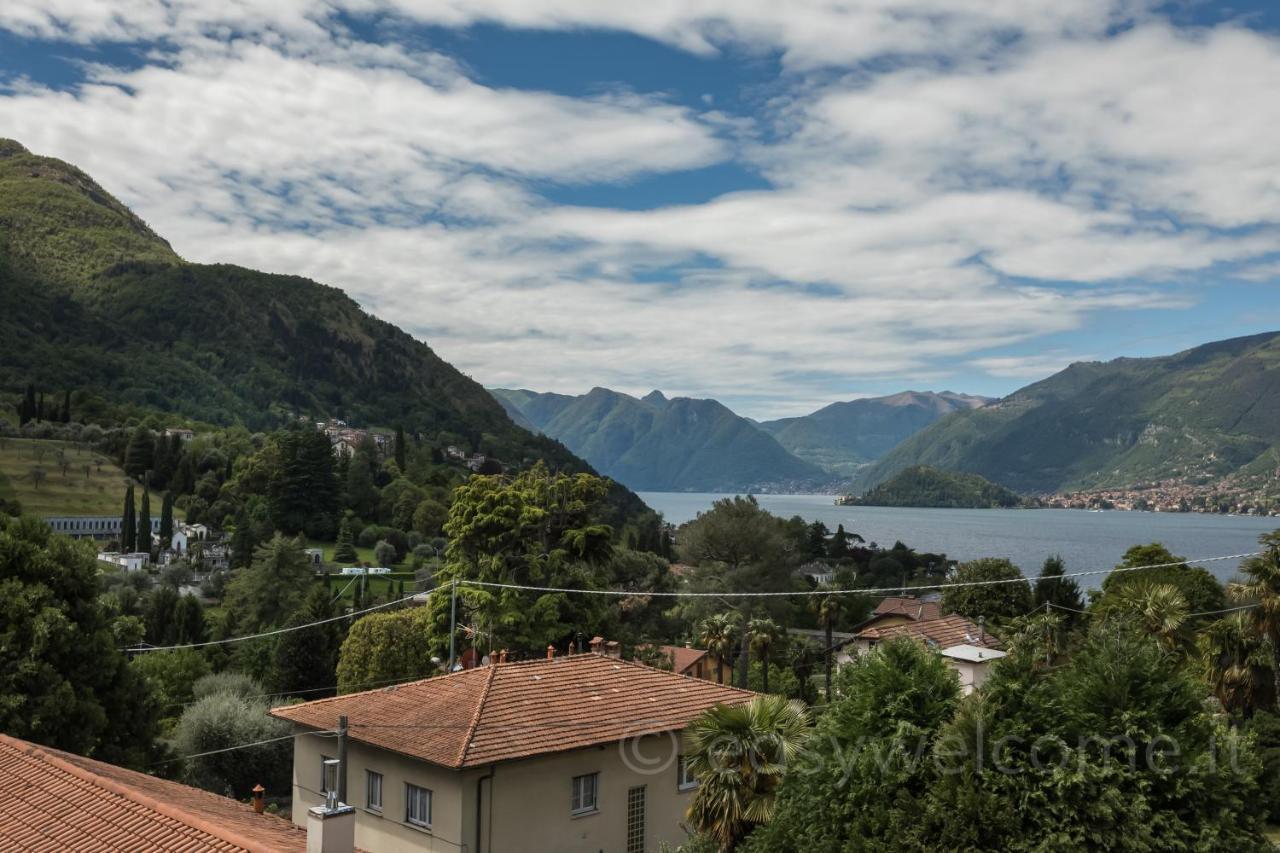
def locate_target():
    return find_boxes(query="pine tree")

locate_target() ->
[334,515,358,563]
[275,585,343,698]
[137,489,152,553]
[229,506,256,569]
[172,594,205,645]
[121,485,136,552]
[394,425,407,472]
[124,428,155,481]
[159,493,174,548]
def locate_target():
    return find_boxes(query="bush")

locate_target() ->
[373,539,397,567]
[172,692,292,798]
[192,671,262,702]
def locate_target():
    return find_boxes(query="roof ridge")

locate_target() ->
[605,652,759,697]
[269,663,491,713]
[1,734,289,853]
[457,662,499,766]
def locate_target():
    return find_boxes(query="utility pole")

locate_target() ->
[337,714,349,806]
[448,578,458,672]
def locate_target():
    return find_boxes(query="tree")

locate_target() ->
[172,687,292,798]
[1100,579,1191,653]
[27,465,46,490]
[159,492,175,548]
[123,427,155,480]
[1231,531,1280,707]
[1032,554,1083,624]
[223,534,314,634]
[144,585,181,646]
[18,383,35,425]
[826,523,850,560]
[394,424,408,471]
[121,484,136,552]
[412,498,449,537]
[1202,611,1274,717]
[275,584,344,697]
[336,607,436,693]
[810,591,842,699]
[60,389,71,423]
[131,649,210,728]
[342,445,380,520]
[373,539,397,567]
[173,594,205,645]
[136,488,152,554]
[941,557,1031,622]
[745,637,960,852]
[746,618,782,694]
[1101,542,1225,615]
[334,514,359,563]
[426,463,615,658]
[0,515,160,767]
[267,427,339,539]
[684,695,810,852]
[699,614,738,685]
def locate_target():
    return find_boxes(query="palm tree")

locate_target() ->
[746,617,782,694]
[1230,532,1280,705]
[1200,611,1275,717]
[1110,580,1190,653]
[684,695,811,852]
[810,590,842,699]
[699,614,738,685]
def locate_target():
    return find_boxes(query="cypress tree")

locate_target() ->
[159,493,174,548]
[137,489,152,553]
[19,384,35,425]
[124,427,155,481]
[121,485,136,552]
[60,390,71,423]
[334,515,358,563]
[36,392,44,422]
[394,425,407,472]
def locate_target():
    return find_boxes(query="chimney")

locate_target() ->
[252,784,265,815]
[589,636,604,654]
[307,760,354,853]
[605,640,621,659]
[547,644,555,660]
[497,649,507,664]
[978,616,986,646]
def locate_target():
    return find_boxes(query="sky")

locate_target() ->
[1,2,1279,419]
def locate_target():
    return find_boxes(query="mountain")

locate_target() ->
[857,333,1280,494]
[850,465,1023,508]
[0,139,648,521]
[491,387,829,492]
[757,391,991,476]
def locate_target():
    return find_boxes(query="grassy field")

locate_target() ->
[322,572,421,604]
[0,437,137,516]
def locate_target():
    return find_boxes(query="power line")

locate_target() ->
[456,552,1260,599]
[150,729,335,767]
[126,589,435,653]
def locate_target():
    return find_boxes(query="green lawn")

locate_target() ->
[320,572,420,604]
[310,541,399,568]
[0,437,138,516]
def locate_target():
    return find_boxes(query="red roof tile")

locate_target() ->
[0,733,307,852]
[871,596,941,622]
[271,653,755,768]
[640,644,709,675]
[856,613,1001,649]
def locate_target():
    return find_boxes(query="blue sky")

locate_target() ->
[1,1,1279,417]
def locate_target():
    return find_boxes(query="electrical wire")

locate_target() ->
[150,729,336,767]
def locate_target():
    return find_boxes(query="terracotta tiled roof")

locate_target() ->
[871,596,941,622]
[856,613,1002,650]
[271,653,756,769]
[640,644,709,675]
[0,733,307,852]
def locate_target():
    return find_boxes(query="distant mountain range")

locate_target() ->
[857,332,1280,494]
[757,391,990,477]
[492,387,988,492]
[491,388,829,492]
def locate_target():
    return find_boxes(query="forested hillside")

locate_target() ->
[0,139,647,521]
[858,333,1280,494]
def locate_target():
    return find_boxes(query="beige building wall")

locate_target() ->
[289,728,697,853]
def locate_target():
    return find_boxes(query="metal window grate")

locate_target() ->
[626,785,646,853]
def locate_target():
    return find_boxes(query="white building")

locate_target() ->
[940,644,1008,694]
[98,552,150,572]
[45,516,162,542]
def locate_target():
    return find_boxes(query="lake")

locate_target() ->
[638,493,1279,587]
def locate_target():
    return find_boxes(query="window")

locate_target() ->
[571,772,598,815]
[626,786,646,853]
[677,755,698,791]
[405,783,432,828]
[366,770,383,812]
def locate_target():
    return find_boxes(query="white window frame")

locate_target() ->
[571,772,599,815]
[365,770,383,813]
[405,783,432,828]
[677,755,698,791]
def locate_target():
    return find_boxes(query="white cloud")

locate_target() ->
[0,8,1277,418]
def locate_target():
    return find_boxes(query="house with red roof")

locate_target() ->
[271,651,756,853]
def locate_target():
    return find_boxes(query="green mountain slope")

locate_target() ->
[857,333,1280,494]
[492,387,829,492]
[757,391,990,476]
[853,465,1023,508]
[0,139,648,521]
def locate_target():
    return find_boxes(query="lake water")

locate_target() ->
[639,492,1279,588]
